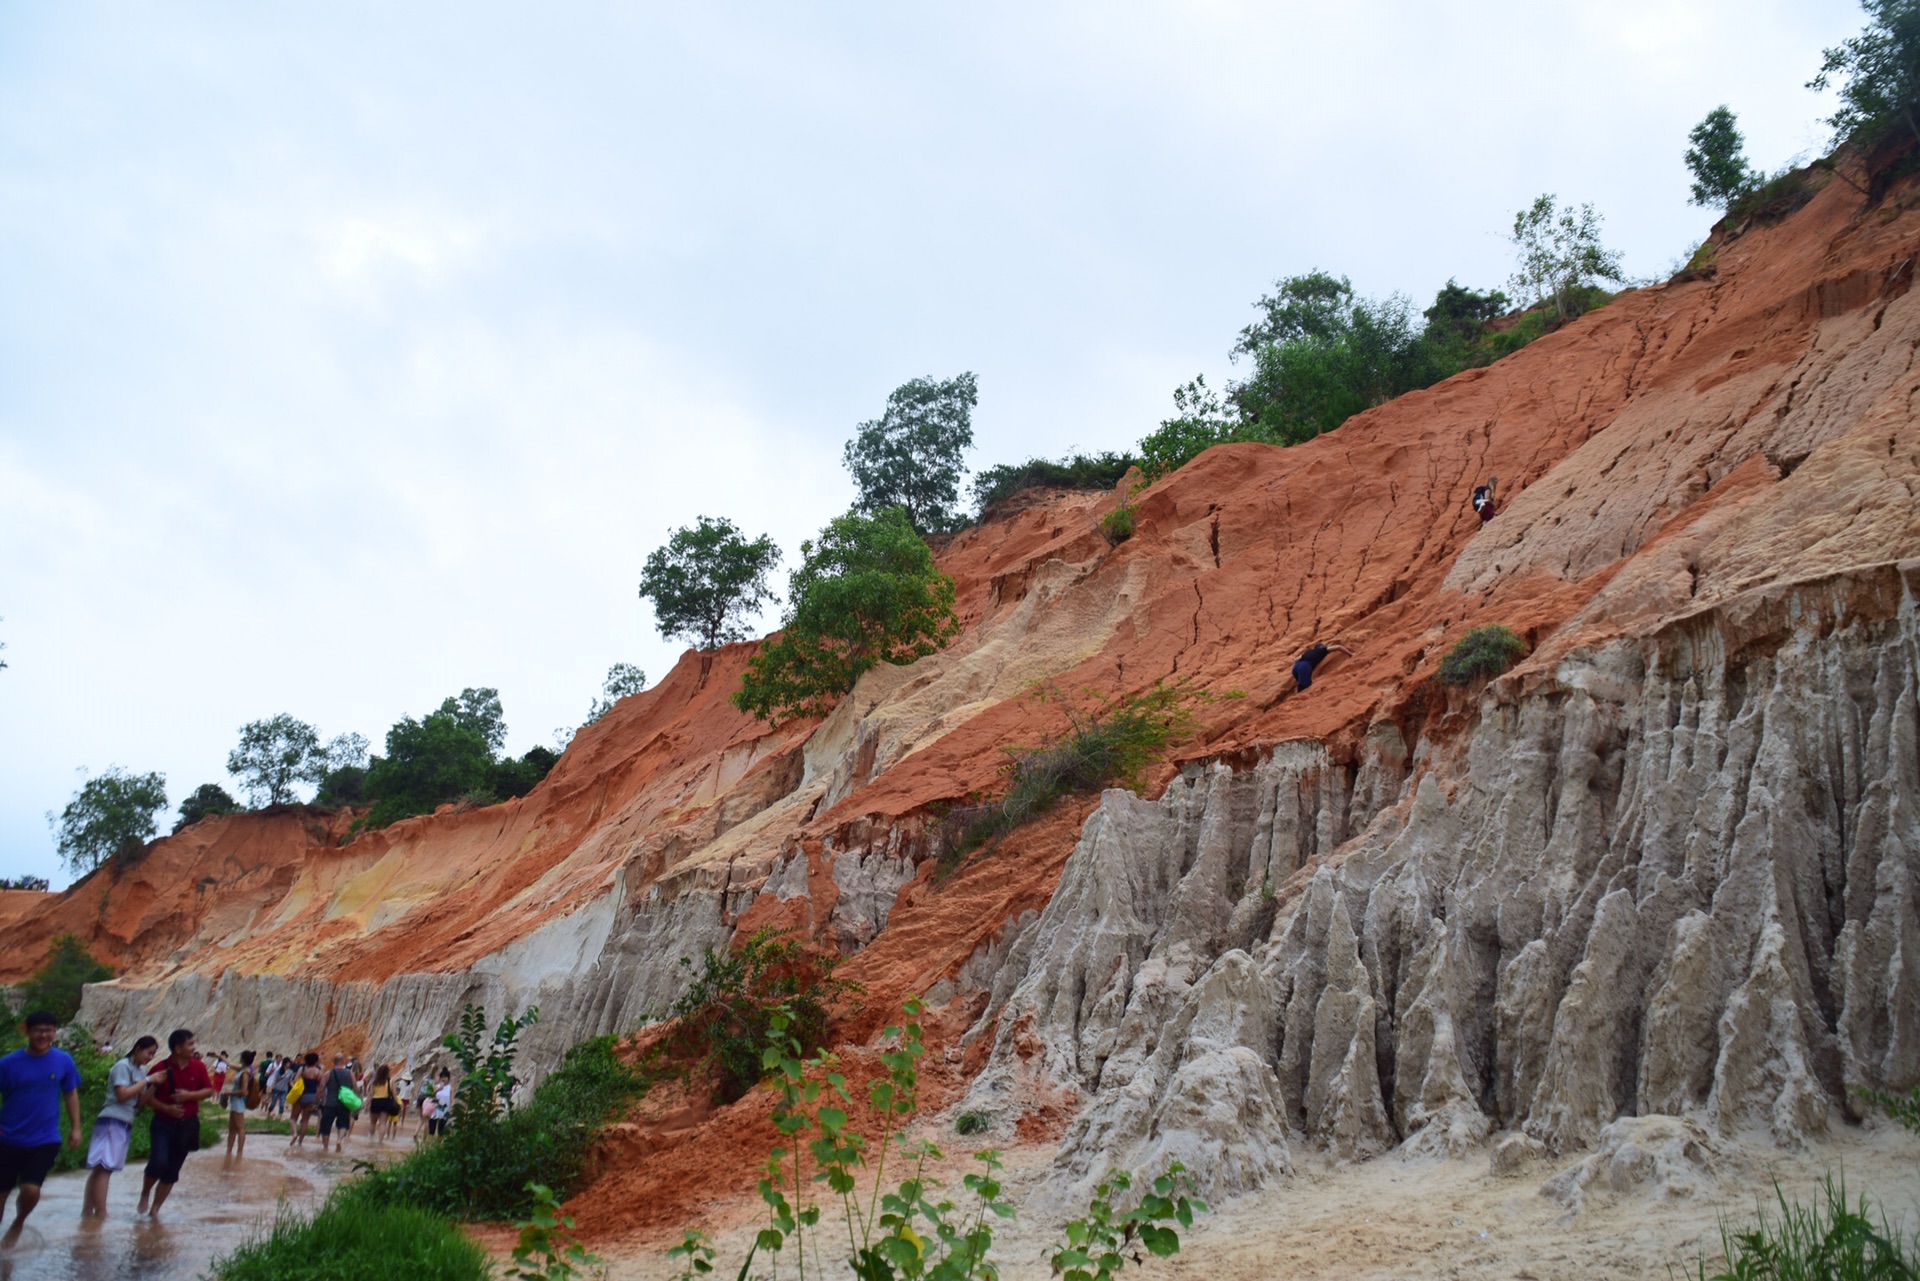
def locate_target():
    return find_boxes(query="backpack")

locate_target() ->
[244,1069,264,1111]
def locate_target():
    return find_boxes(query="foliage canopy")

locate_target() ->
[174,782,240,832]
[1811,0,1920,152]
[227,714,326,807]
[584,662,648,726]
[1686,106,1757,208]
[51,767,167,874]
[1437,625,1528,685]
[1508,194,1626,322]
[638,515,780,651]
[733,507,959,725]
[843,373,978,533]
[18,933,113,1023]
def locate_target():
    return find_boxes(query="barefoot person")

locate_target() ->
[222,1050,258,1159]
[136,1029,215,1219]
[317,1054,356,1153]
[287,1053,321,1148]
[0,1011,83,1249]
[82,1035,158,1219]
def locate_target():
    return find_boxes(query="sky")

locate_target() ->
[0,1,1865,886]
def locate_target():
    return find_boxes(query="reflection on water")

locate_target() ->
[0,1136,376,1281]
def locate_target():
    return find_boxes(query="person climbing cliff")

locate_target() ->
[1292,641,1353,692]
[1472,476,1499,524]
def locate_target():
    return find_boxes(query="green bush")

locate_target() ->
[954,1110,989,1136]
[942,681,1210,863]
[1099,503,1136,543]
[174,782,240,832]
[969,452,1138,518]
[351,1033,647,1222]
[1437,625,1527,686]
[18,934,113,1025]
[1690,1175,1916,1280]
[211,1195,492,1281]
[656,929,855,1103]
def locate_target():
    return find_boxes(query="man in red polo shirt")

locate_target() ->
[136,1029,215,1219]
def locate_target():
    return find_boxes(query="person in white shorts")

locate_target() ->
[82,1035,157,1220]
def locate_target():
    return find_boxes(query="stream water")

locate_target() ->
[0,1133,376,1281]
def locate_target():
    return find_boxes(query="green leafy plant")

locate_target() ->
[51,766,167,875]
[584,662,648,726]
[1855,1083,1920,1133]
[352,1033,647,1220]
[1686,106,1759,209]
[18,934,112,1025]
[507,1183,605,1281]
[734,507,960,726]
[362,688,510,827]
[445,1002,539,1129]
[940,680,1212,865]
[174,782,241,832]
[1689,1174,1915,1280]
[953,1111,988,1137]
[968,452,1137,519]
[667,1229,718,1279]
[844,373,979,534]
[1436,625,1527,686]
[210,1195,492,1281]
[639,516,783,652]
[657,929,856,1103]
[1811,0,1920,154]
[1508,195,1626,323]
[227,714,330,806]
[1099,502,1137,544]
[1048,1166,1206,1281]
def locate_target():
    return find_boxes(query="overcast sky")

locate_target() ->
[0,2,1863,886]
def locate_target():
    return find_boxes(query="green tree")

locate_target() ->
[1811,0,1920,151]
[1508,194,1626,322]
[1138,375,1245,479]
[733,507,960,725]
[584,662,647,726]
[488,746,559,800]
[227,714,326,806]
[443,688,506,755]
[1233,268,1358,355]
[50,767,167,875]
[637,516,780,651]
[363,703,496,828]
[174,782,240,832]
[1686,106,1757,208]
[19,934,113,1024]
[843,373,979,533]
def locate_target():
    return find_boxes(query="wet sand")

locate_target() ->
[0,1130,386,1281]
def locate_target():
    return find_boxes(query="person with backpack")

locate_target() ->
[0,1011,83,1248]
[317,1053,358,1153]
[1292,641,1354,693]
[82,1034,158,1220]
[222,1051,259,1160]
[1472,476,1499,524]
[287,1053,322,1148]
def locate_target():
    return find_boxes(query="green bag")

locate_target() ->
[338,1086,364,1112]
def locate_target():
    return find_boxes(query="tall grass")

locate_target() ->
[1692,1175,1917,1280]
[211,1195,491,1281]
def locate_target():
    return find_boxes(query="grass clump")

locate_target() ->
[211,1195,492,1281]
[955,1110,989,1136]
[1099,501,1137,543]
[940,680,1212,865]
[1437,625,1527,686]
[654,928,856,1104]
[353,1031,647,1222]
[1690,1175,1916,1280]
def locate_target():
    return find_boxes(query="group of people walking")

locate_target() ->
[0,1010,459,1246]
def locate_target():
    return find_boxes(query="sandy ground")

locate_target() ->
[599,1121,1920,1280]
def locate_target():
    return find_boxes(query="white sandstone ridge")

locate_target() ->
[959,560,1920,1201]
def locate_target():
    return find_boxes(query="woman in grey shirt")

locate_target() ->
[82,1035,157,1219]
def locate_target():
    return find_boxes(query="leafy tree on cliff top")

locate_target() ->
[362,690,501,827]
[638,516,780,651]
[584,662,647,726]
[227,714,327,806]
[50,767,167,875]
[1508,194,1625,322]
[733,507,959,725]
[174,782,240,832]
[843,372,978,534]
[1686,106,1758,208]
[1812,0,1920,151]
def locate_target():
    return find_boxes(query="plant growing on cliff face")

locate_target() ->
[1436,625,1527,686]
[50,766,167,874]
[1508,195,1626,323]
[1686,106,1759,208]
[1812,0,1920,154]
[968,451,1137,520]
[19,933,113,1025]
[844,373,978,534]
[657,928,856,1103]
[640,516,783,652]
[733,507,960,726]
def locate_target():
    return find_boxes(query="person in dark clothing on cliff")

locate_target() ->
[1293,641,1354,692]
[1472,476,1499,524]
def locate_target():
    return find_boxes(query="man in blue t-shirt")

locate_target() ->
[0,1010,82,1249]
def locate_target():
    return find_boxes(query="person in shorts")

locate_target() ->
[0,1010,83,1249]
[317,1053,356,1153]
[82,1034,158,1219]
[366,1064,400,1142]
[222,1050,258,1159]
[137,1029,215,1219]
[1291,641,1354,692]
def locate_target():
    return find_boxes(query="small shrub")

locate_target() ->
[1049,1166,1207,1281]
[940,680,1212,866]
[211,1195,492,1281]
[655,929,857,1103]
[0,875,48,892]
[1437,626,1527,686]
[1100,502,1137,543]
[1727,168,1812,227]
[1689,1175,1916,1280]
[19,934,112,1026]
[970,451,1138,518]
[955,1110,989,1136]
[1856,1083,1920,1133]
[505,1182,604,1281]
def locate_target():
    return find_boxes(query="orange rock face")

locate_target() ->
[6,162,1920,1246]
